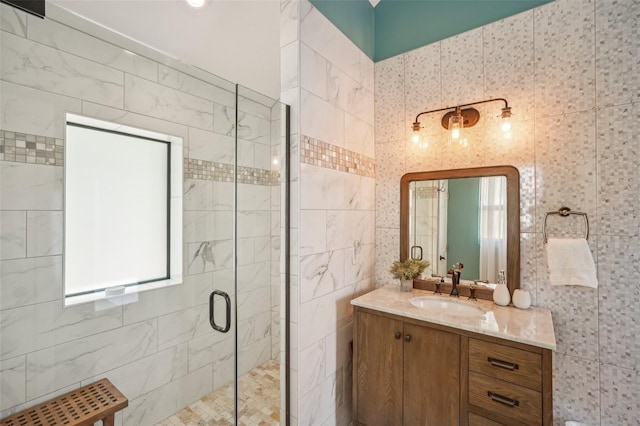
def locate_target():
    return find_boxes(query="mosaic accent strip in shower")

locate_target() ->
[184,158,280,186]
[0,130,64,166]
[301,135,375,178]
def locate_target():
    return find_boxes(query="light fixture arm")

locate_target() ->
[413,98,509,125]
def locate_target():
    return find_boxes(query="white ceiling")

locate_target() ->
[52,0,281,99]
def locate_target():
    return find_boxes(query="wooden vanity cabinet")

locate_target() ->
[353,307,553,426]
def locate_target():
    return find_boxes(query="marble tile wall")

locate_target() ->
[374,0,639,424]
[280,1,375,424]
[0,5,283,425]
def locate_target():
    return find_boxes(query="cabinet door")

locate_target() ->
[355,312,403,426]
[403,323,460,425]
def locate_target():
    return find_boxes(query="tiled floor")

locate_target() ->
[157,359,280,426]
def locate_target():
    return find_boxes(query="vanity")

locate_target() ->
[353,166,556,425]
[351,287,556,425]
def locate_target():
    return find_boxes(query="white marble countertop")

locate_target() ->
[351,286,556,350]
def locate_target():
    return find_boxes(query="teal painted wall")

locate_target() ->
[447,178,480,280]
[308,0,552,62]
[374,0,551,61]
[309,0,375,59]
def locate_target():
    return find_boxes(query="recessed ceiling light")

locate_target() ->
[186,0,205,8]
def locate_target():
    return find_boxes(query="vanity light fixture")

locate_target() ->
[411,98,512,146]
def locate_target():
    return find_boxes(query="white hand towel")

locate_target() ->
[546,238,597,288]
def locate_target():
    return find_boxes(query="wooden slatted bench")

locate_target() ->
[0,379,128,426]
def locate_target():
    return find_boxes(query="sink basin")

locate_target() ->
[409,297,485,317]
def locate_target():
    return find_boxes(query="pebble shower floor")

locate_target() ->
[157,360,280,426]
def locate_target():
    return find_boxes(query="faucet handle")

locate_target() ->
[468,285,477,301]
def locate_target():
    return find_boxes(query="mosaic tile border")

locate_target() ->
[0,130,64,166]
[184,158,280,186]
[301,135,375,178]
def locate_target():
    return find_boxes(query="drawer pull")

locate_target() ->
[487,391,519,408]
[487,357,519,371]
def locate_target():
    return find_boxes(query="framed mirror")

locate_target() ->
[400,166,520,299]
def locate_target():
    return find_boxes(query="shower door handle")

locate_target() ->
[209,290,231,333]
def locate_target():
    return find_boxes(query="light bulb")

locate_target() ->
[272,158,279,166]
[411,132,421,144]
[448,111,464,144]
[451,127,461,140]
[186,0,205,8]
[501,120,512,133]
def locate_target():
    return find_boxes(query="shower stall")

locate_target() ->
[0,3,289,425]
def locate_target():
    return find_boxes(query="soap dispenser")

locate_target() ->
[493,270,511,306]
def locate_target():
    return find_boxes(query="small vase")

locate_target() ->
[400,278,413,292]
[512,289,531,309]
[493,283,511,306]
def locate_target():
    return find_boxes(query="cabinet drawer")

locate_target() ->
[469,372,542,426]
[469,338,542,390]
[468,412,505,426]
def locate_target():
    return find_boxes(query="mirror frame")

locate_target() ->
[400,165,520,299]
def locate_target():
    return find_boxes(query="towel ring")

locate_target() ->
[543,207,589,243]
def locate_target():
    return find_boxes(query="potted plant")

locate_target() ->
[390,258,430,292]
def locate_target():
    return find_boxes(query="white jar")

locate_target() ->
[493,283,511,306]
[512,289,531,309]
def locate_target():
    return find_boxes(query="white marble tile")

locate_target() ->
[237,287,271,322]
[122,273,212,325]
[0,81,82,139]
[300,250,345,303]
[300,164,374,210]
[1,298,122,359]
[124,74,213,131]
[326,210,374,252]
[187,126,234,164]
[301,43,327,100]
[188,332,233,373]
[0,162,62,210]
[300,90,344,147]
[158,64,235,107]
[359,50,374,93]
[299,210,326,256]
[238,112,271,145]
[238,96,271,121]
[300,5,364,85]
[26,320,157,399]
[299,285,354,350]
[187,239,233,275]
[0,355,26,411]
[345,244,375,286]
[344,113,374,158]
[183,211,233,243]
[280,0,299,48]
[238,336,271,377]
[26,211,62,257]
[254,142,271,170]
[299,338,325,391]
[123,364,213,426]
[81,101,189,147]
[0,255,62,310]
[0,3,26,36]
[213,181,234,211]
[327,64,374,125]
[534,0,596,117]
[157,304,211,350]
[238,183,271,211]
[236,237,255,267]
[237,261,271,294]
[213,103,235,137]
[183,179,214,211]
[81,343,188,402]
[237,210,270,238]
[26,15,158,81]
[1,32,124,108]
[298,372,338,426]
[0,382,80,419]
[324,323,352,379]
[0,211,25,260]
